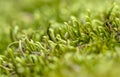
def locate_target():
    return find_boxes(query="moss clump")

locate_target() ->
[1,0,120,77]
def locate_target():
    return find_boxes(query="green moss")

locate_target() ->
[1,0,120,77]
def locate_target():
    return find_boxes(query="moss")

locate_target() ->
[1,0,120,77]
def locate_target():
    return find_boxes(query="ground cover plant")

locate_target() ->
[1,0,120,77]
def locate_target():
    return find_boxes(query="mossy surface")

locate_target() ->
[1,0,120,77]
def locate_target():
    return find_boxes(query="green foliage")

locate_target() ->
[1,0,120,77]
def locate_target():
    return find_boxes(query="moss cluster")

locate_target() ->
[1,0,120,77]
